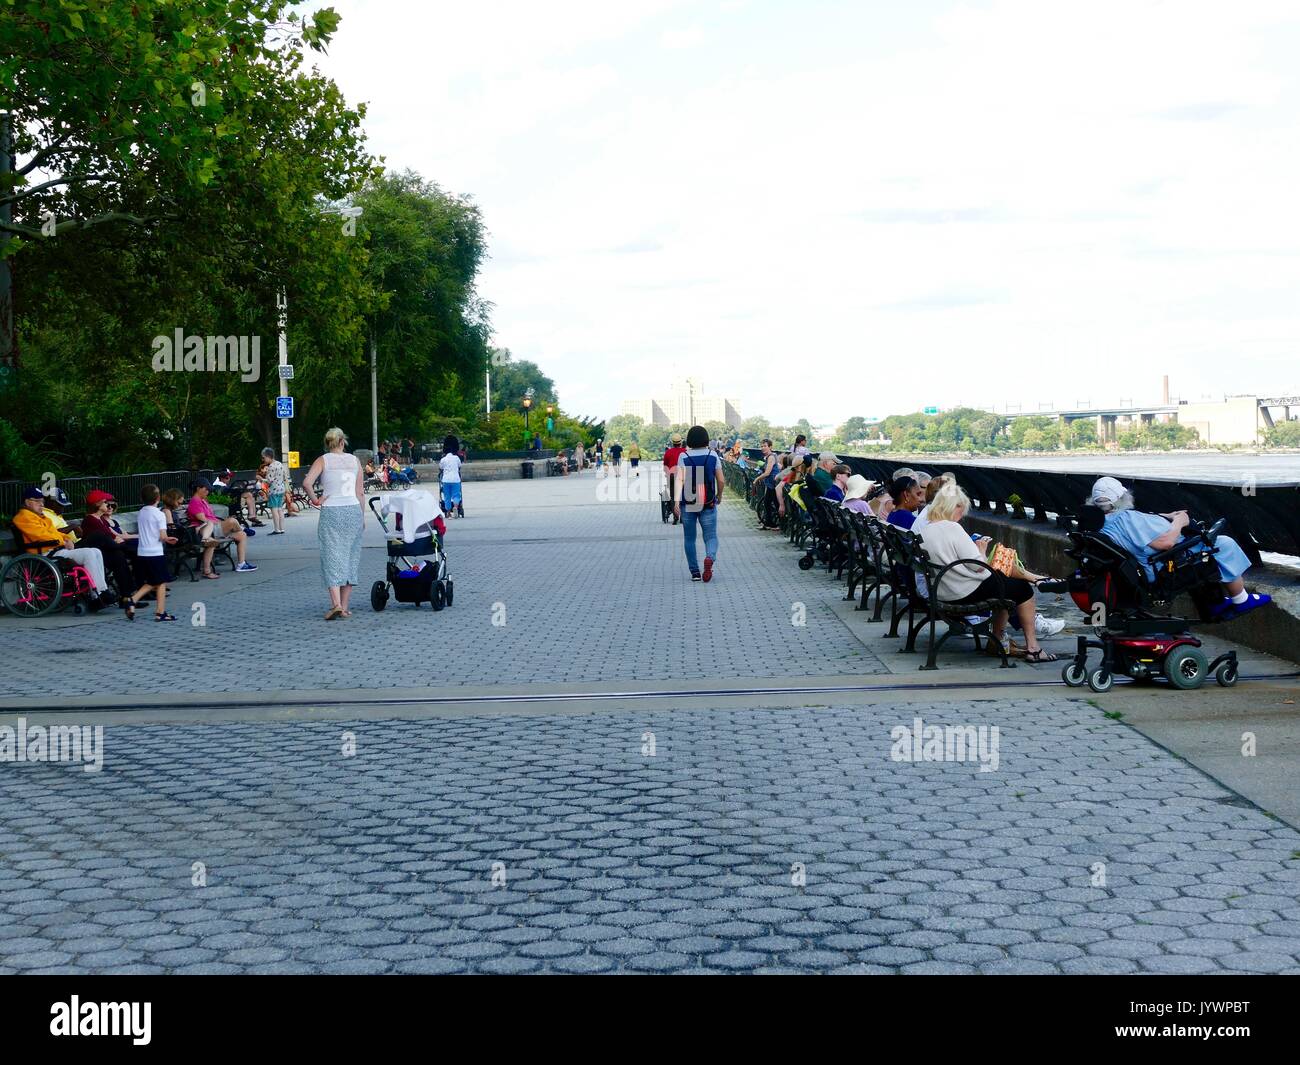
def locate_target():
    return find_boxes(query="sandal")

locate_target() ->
[325,606,343,621]
[201,570,220,580]
[155,612,177,622]
[125,602,136,621]
[1024,648,1059,663]
[340,609,353,618]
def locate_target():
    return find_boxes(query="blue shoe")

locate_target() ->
[1212,592,1272,620]
[235,561,258,573]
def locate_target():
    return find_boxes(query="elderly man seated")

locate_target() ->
[1088,476,1271,620]
[12,486,115,607]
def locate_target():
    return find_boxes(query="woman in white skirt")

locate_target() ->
[302,427,365,619]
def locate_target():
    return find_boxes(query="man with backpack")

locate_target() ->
[672,424,725,582]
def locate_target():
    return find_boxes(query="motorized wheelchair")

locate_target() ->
[1,523,102,618]
[1058,506,1239,693]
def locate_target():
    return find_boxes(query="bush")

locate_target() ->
[1266,421,1300,448]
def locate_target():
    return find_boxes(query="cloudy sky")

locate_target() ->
[311,0,1300,426]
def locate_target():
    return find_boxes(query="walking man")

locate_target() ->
[673,425,724,582]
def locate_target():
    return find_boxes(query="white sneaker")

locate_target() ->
[1034,614,1065,638]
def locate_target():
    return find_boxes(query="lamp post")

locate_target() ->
[523,390,533,444]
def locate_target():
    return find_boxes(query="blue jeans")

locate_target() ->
[681,505,719,573]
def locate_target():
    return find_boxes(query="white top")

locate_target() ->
[320,451,360,507]
[439,453,462,484]
[136,504,167,557]
[916,519,987,601]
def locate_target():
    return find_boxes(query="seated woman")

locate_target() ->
[920,482,1059,663]
[885,475,926,529]
[841,474,877,515]
[79,490,139,603]
[1088,477,1271,620]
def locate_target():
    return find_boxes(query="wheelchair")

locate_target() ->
[1058,506,1239,693]
[1,525,101,618]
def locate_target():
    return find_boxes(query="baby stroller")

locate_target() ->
[1058,506,1238,693]
[367,492,453,611]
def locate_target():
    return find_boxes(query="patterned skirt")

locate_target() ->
[318,504,363,588]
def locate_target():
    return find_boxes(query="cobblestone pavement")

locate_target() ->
[0,473,885,698]
[3,699,1299,974]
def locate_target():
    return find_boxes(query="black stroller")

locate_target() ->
[368,495,453,611]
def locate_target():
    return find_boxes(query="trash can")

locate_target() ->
[521,461,533,479]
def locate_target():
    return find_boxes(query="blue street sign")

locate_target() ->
[276,396,294,419]
[923,405,939,415]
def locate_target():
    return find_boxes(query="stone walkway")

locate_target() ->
[2,470,1298,973]
[3,700,1299,974]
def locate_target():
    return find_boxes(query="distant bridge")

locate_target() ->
[989,394,1298,445]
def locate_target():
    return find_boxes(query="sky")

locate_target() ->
[309,0,1300,427]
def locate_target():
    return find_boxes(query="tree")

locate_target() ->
[1,2,388,473]
[837,415,871,443]
[602,413,644,446]
[357,170,491,438]
[739,415,772,442]
[1068,420,1100,449]
[487,351,556,412]
[1266,420,1300,448]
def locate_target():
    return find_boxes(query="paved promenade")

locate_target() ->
[2,469,1298,974]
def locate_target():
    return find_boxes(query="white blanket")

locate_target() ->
[380,489,443,542]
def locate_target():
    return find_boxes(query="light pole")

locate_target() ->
[523,390,533,444]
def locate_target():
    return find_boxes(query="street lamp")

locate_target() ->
[523,390,533,439]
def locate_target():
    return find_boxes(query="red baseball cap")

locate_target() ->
[85,489,115,506]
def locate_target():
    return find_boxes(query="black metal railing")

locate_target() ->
[741,450,1300,562]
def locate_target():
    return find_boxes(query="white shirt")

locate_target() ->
[439,453,462,484]
[136,504,167,557]
[320,452,359,507]
[915,519,987,601]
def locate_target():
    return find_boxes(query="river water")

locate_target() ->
[887,452,1300,486]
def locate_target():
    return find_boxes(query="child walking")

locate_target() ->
[126,484,179,621]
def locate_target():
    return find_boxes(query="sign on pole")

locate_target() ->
[278,364,295,380]
[287,451,300,469]
[276,396,294,419]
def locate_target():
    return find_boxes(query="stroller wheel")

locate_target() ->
[1086,668,1113,693]
[431,582,446,611]
[798,554,814,571]
[1215,661,1238,687]
[370,580,389,612]
[1061,662,1086,687]
[1165,646,1208,690]
[444,580,454,607]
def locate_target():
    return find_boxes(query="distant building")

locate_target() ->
[621,378,741,429]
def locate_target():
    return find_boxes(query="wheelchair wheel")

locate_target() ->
[1061,662,1086,687]
[431,582,446,611]
[444,580,454,607]
[1086,668,1113,693]
[370,580,389,612]
[1215,661,1238,687]
[0,554,64,617]
[1164,646,1208,690]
